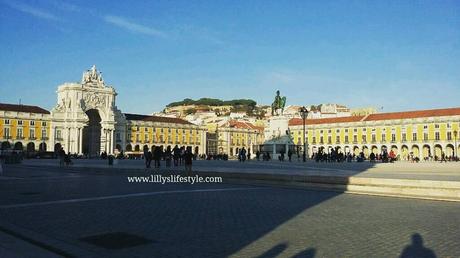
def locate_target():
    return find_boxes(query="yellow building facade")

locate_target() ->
[217,120,265,157]
[0,104,206,156]
[0,103,51,152]
[289,107,460,160]
[122,114,207,155]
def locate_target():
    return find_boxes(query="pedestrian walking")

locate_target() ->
[143,148,149,168]
[173,145,180,166]
[288,149,292,162]
[165,146,172,167]
[146,151,153,168]
[241,147,247,162]
[184,148,193,176]
[58,147,65,167]
[153,146,162,168]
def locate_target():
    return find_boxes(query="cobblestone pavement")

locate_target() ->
[21,158,460,181]
[0,165,459,257]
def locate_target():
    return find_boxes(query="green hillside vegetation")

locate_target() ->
[166,98,257,108]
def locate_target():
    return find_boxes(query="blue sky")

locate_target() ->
[0,0,459,114]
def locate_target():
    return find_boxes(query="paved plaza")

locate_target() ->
[0,161,459,257]
[19,158,460,181]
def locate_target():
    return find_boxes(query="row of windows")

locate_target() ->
[3,128,48,139]
[125,134,201,144]
[310,123,458,135]
[3,119,47,126]
[297,131,457,144]
[132,126,196,134]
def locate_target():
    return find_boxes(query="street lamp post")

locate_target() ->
[299,106,309,162]
[454,130,458,162]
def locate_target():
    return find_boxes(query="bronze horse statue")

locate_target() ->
[271,90,287,116]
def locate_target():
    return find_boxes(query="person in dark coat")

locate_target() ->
[143,148,149,168]
[153,146,162,168]
[184,149,193,176]
[173,145,180,166]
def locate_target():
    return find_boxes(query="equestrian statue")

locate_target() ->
[271,90,287,116]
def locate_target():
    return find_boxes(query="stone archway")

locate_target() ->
[126,144,132,152]
[411,145,420,158]
[54,143,62,153]
[1,141,11,150]
[14,142,23,151]
[446,144,454,158]
[401,145,409,161]
[50,66,121,156]
[335,146,342,154]
[82,109,102,157]
[362,146,369,158]
[391,145,398,155]
[39,142,47,152]
[353,146,360,156]
[27,142,35,152]
[434,144,442,159]
[371,145,378,155]
[422,145,431,159]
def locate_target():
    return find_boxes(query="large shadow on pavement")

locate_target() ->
[1,160,435,257]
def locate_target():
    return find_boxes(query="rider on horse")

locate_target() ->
[271,90,286,116]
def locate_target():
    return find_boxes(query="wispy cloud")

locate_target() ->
[48,0,81,12]
[104,15,167,38]
[4,0,59,21]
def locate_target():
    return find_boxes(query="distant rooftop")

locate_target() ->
[124,113,193,125]
[289,107,460,126]
[0,103,50,114]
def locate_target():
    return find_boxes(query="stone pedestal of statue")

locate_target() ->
[259,115,295,161]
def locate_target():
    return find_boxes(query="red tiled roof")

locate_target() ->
[124,113,193,125]
[0,103,50,114]
[289,116,365,126]
[228,120,264,131]
[289,107,460,126]
[363,107,460,121]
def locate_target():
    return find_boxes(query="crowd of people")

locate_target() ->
[141,145,194,170]
[310,147,399,163]
[14,144,457,169]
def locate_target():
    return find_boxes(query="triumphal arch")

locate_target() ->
[50,65,125,156]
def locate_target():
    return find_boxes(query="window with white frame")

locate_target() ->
[4,127,10,137]
[17,128,23,138]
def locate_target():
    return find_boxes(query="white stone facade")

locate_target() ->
[49,66,123,155]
